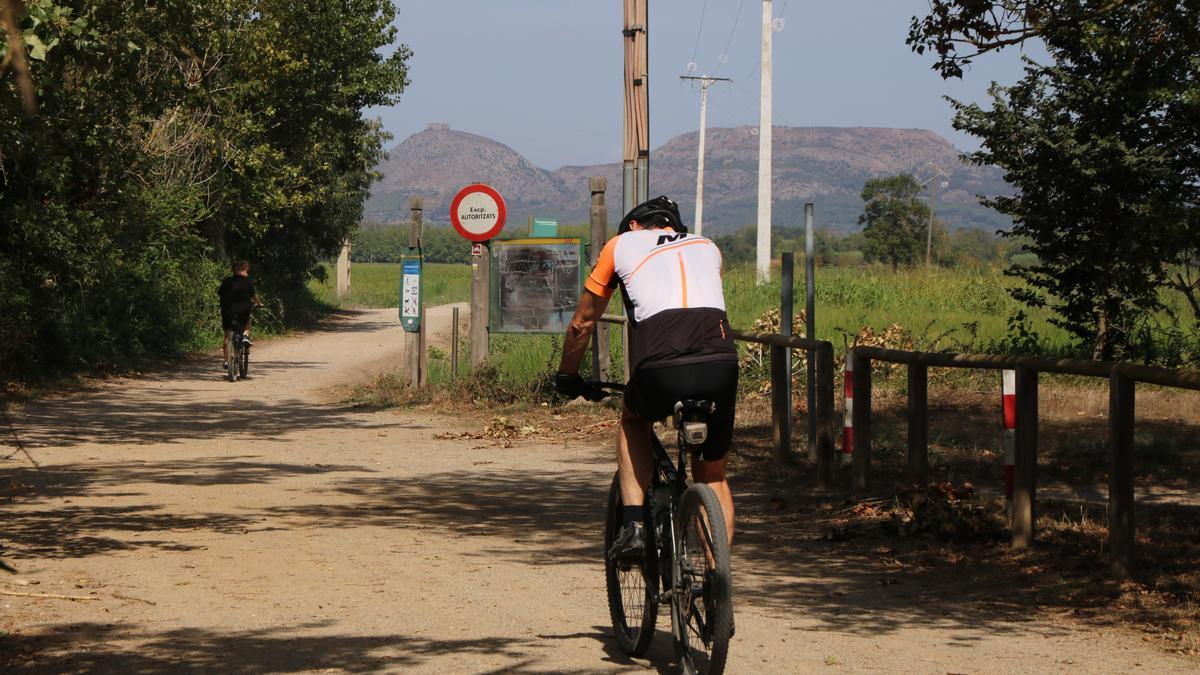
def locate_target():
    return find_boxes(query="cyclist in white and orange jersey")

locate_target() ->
[555,196,738,561]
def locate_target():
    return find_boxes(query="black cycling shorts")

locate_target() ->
[222,309,250,332]
[623,360,738,462]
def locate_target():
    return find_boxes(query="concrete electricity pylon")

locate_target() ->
[756,0,773,283]
[680,75,730,237]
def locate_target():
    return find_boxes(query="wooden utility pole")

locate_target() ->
[680,75,730,237]
[623,0,649,214]
[622,0,648,380]
[589,177,611,381]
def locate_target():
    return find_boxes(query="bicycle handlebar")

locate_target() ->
[582,381,625,402]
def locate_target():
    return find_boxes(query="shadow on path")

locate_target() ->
[0,621,565,674]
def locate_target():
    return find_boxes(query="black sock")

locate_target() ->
[622,505,643,526]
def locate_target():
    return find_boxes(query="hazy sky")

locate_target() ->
[373,1,1042,169]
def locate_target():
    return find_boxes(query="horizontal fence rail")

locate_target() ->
[850,345,1200,576]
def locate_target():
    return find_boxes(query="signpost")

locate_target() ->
[450,183,507,367]
[400,257,422,332]
[404,197,425,387]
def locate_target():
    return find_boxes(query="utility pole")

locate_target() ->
[680,75,730,237]
[919,166,947,269]
[623,0,650,214]
[756,0,774,284]
[926,176,937,268]
[622,0,648,381]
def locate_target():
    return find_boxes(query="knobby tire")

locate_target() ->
[605,472,656,656]
[675,482,733,675]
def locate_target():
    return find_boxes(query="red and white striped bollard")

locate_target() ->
[1001,369,1017,502]
[842,353,854,464]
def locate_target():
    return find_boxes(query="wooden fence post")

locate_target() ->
[1012,365,1039,548]
[851,349,873,493]
[772,253,795,462]
[1109,371,1136,576]
[451,306,460,380]
[771,344,791,462]
[589,177,610,381]
[815,342,836,489]
[907,363,929,484]
[470,242,490,368]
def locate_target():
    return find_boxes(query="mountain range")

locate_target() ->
[365,122,1011,234]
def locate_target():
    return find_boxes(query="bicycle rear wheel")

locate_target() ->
[226,335,238,382]
[239,341,249,379]
[674,482,733,675]
[605,471,657,656]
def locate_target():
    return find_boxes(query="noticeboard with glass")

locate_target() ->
[489,238,583,334]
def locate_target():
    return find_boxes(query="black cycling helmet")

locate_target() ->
[618,195,687,235]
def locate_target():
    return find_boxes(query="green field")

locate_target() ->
[312,261,1099,390]
[309,262,471,308]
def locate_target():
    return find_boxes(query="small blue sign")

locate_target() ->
[400,257,422,332]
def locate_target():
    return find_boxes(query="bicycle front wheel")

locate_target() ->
[674,482,733,675]
[605,471,657,656]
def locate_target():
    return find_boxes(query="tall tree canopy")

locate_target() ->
[858,174,935,273]
[0,1,409,379]
[910,1,1200,360]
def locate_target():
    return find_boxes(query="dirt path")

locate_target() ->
[1,309,1195,673]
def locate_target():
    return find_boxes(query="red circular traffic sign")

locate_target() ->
[450,183,506,242]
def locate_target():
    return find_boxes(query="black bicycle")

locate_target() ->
[589,382,734,674]
[224,314,252,382]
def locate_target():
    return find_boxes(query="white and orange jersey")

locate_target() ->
[586,229,725,321]
[587,229,736,370]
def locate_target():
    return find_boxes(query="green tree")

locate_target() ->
[0,1,410,380]
[923,1,1200,358]
[858,174,933,272]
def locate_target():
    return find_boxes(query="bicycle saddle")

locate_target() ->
[673,400,716,446]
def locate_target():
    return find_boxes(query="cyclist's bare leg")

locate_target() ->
[243,316,252,339]
[616,402,654,507]
[691,456,735,544]
[223,329,233,363]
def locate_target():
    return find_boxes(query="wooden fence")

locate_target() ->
[594,314,1200,576]
[848,346,1200,576]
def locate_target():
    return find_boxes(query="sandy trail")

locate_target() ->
[0,308,1194,673]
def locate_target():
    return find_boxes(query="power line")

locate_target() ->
[690,0,710,65]
[709,94,757,129]
[712,0,747,75]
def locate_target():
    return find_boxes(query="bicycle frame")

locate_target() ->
[645,427,696,620]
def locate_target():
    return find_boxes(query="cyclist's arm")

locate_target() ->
[558,289,610,374]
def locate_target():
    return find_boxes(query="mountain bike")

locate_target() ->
[224,314,253,382]
[588,382,734,675]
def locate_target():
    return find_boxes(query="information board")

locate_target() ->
[399,257,422,332]
[489,238,582,334]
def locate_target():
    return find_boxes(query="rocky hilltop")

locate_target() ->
[366,123,1010,233]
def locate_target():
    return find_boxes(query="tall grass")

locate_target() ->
[325,260,1197,397]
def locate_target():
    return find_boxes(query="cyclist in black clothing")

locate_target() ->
[218,260,261,369]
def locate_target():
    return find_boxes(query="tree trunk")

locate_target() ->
[1093,305,1110,361]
